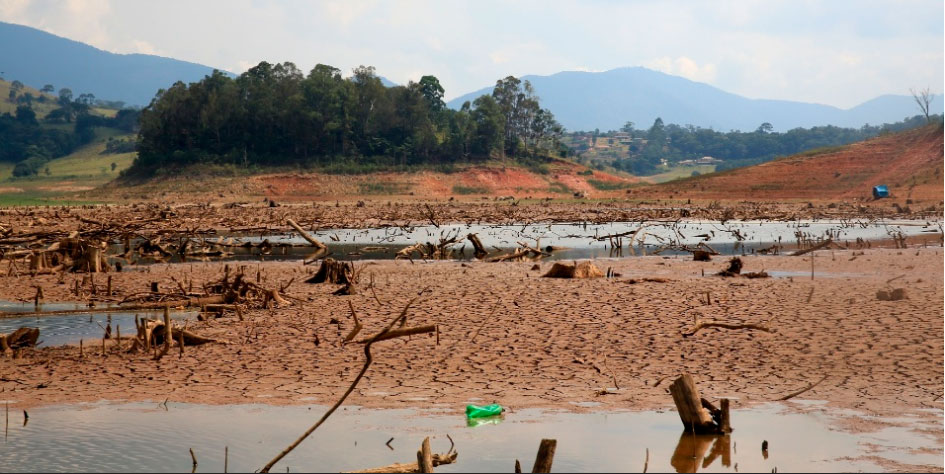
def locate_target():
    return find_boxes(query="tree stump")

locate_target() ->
[669,374,719,434]
[307,258,354,285]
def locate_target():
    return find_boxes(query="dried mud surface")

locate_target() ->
[1,248,941,426]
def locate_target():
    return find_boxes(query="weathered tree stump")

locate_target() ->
[307,258,354,285]
[542,261,603,279]
[0,327,39,356]
[467,233,488,259]
[669,374,728,434]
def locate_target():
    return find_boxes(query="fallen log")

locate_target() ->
[287,219,327,250]
[355,325,435,344]
[777,375,828,401]
[790,238,833,257]
[346,450,458,473]
[683,321,772,337]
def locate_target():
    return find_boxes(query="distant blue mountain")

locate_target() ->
[0,21,232,106]
[447,67,942,132]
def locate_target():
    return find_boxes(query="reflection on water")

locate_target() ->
[0,402,939,473]
[0,304,197,347]
[118,219,941,264]
[671,433,732,473]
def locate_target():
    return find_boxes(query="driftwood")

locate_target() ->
[0,327,39,356]
[790,238,833,256]
[347,444,457,473]
[777,375,828,401]
[136,317,229,348]
[417,437,433,473]
[683,321,772,337]
[286,219,327,250]
[542,261,603,279]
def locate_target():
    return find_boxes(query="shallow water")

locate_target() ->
[0,302,197,347]
[188,219,943,263]
[0,401,939,472]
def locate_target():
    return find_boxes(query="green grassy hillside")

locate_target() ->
[0,78,118,118]
[0,129,134,205]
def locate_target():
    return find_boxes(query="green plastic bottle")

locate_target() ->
[466,403,503,418]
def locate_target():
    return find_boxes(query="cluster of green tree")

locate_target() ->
[0,106,82,176]
[0,86,141,176]
[130,62,563,175]
[103,136,136,154]
[600,114,940,175]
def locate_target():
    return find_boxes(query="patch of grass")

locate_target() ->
[452,185,489,195]
[648,164,717,183]
[587,179,634,191]
[357,182,410,195]
[0,190,102,207]
[547,182,573,194]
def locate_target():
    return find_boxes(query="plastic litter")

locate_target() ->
[465,403,503,419]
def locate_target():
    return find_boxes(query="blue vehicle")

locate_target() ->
[872,184,889,199]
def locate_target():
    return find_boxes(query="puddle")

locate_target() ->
[115,219,941,264]
[0,303,197,347]
[0,402,939,472]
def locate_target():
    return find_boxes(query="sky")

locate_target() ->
[0,0,942,107]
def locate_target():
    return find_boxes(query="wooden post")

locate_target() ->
[116,325,121,350]
[531,439,556,473]
[515,460,522,473]
[90,274,96,295]
[417,437,434,473]
[163,306,172,353]
[719,398,732,433]
[106,275,112,296]
[669,374,717,434]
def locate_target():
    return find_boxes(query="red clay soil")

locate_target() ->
[645,124,944,203]
[248,161,639,202]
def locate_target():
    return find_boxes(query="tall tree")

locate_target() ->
[910,87,934,124]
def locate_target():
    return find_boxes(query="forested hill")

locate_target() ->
[0,21,231,107]
[129,62,564,176]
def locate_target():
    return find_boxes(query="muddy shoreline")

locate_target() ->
[1,248,940,418]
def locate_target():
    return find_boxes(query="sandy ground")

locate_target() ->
[0,247,940,418]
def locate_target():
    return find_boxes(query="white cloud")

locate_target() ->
[131,40,158,55]
[644,56,718,83]
[0,0,940,108]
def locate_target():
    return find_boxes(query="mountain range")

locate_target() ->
[0,21,230,107]
[2,21,939,131]
[447,67,943,132]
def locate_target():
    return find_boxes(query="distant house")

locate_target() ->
[696,156,722,165]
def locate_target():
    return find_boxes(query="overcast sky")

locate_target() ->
[1,0,942,107]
